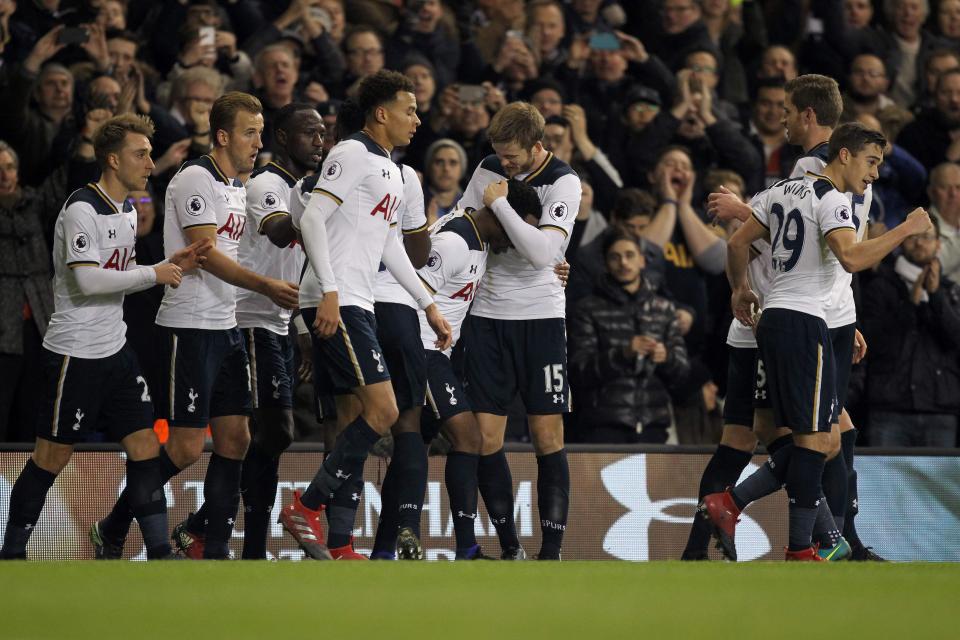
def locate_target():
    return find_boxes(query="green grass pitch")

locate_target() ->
[0,562,956,639]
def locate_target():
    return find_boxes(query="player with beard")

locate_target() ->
[92,93,300,560]
[456,102,581,560]
[171,102,325,559]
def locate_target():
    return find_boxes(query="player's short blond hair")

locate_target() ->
[487,102,545,151]
[93,113,155,170]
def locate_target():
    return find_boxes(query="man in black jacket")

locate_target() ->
[862,216,960,447]
[569,231,690,444]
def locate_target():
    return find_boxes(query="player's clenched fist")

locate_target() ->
[905,207,933,235]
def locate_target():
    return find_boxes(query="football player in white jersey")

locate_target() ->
[699,76,885,560]
[416,181,543,560]
[706,123,932,560]
[279,70,451,560]
[456,102,581,560]
[368,161,433,560]
[687,75,848,560]
[171,102,324,560]
[1,115,209,560]
[95,93,300,560]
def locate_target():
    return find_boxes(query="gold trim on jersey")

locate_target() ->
[313,188,343,206]
[463,211,485,251]
[67,261,99,269]
[425,383,440,420]
[418,274,437,295]
[258,211,290,233]
[206,155,230,184]
[338,320,365,385]
[168,334,178,421]
[88,182,119,214]
[268,161,297,183]
[51,355,70,437]
[402,222,428,235]
[824,226,853,238]
[247,329,259,410]
[806,172,839,190]
[538,224,568,237]
[183,222,218,230]
[751,211,770,229]
[812,342,823,431]
[524,152,553,183]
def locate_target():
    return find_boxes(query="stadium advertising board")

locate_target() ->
[1,452,957,561]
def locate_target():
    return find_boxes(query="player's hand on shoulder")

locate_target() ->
[554,260,570,287]
[170,237,213,272]
[154,263,183,287]
[482,180,508,208]
[313,292,339,339]
[425,303,452,351]
[266,279,299,310]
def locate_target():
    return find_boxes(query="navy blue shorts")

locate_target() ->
[157,326,252,428]
[755,309,838,434]
[243,328,295,410]
[829,323,856,413]
[424,349,471,423]
[374,302,427,412]
[36,343,154,444]
[315,305,391,393]
[300,307,338,421]
[722,346,770,427]
[464,316,570,416]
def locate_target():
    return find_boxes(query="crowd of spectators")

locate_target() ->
[0,0,958,448]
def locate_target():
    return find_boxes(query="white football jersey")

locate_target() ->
[236,162,304,335]
[416,210,488,353]
[790,145,872,328]
[156,155,247,329]
[298,133,404,312]
[290,172,323,308]
[458,152,581,320]
[726,237,776,349]
[374,164,428,308]
[44,183,138,358]
[752,175,855,319]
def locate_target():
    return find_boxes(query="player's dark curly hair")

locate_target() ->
[505,179,542,219]
[335,98,365,141]
[356,70,415,123]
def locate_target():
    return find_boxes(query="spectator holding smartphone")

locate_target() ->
[569,231,690,444]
